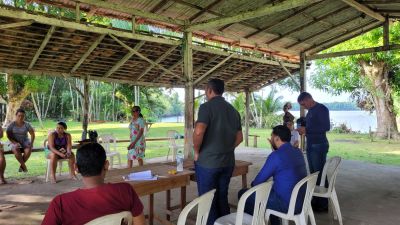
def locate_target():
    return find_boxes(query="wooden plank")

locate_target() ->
[226,64,261,85]
[0,7,181,46]
[183,32,194,160]
[28,26,56,69]
[192,45,299,68]
[341,0,385,22]
[152,58,183,82]
[194,54,234,85]
[71,34,106,73]
[186,0,322,31]
[0,20,33,29]
[189,0,224,22]
[77,0,185,26]
[136,46,177,81]
[109,34,185,82]
[278,61,300,90]
[306,44,400,60]
[104,41,145,77]
[193,55,220,74]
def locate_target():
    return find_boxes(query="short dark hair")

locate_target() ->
[272,125,291,142]
[297,92,313,102]
[16,108,25,115]
[57,121,67,129]
[207,79,224,95]
[76,143,106,177]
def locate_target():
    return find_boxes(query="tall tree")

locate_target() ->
[311,23,400,138]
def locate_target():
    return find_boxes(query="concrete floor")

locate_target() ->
[0,147,399,225]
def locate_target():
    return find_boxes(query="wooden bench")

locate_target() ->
[248,134,260,147]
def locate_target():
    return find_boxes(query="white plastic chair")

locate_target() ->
[166,130,183,162]
[98,134,121,169]
[84,211,132,225]
[44,139,68,183]
[313,156,343,225]
[177,189,216,225]
[266,172,319,225]
[214,181,273,225]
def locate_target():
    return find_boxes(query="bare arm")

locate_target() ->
[193,122,207,161]
[132,213,146,225]
[29,128,35,148]
[6,129,18,144]
[66,133,72,153]
[234,130,243,148]
[48,133,65,157]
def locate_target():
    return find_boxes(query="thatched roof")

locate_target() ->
[0,0,396,91]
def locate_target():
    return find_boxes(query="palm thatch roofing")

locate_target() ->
[0,0,397,91]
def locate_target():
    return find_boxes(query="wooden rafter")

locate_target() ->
[244,1,324,39]
[135,46,177,81]
[193,55,220,74]
[189,0,224,22]
[152,58,183,82]
[104,41,146,77]
[194,54,234,85]
[278,61,300,90]
[186,0,322,31]
[225,64,261,85]
[77,0,185,25]
[341,0,385,21]
[28,25,55,70]
[0,20,34,29]
[251,74,288,91]
[0,7,181,46]
[195,60,237,87]
[150,0,169,13]
[109,34,184,81]
[266,6,349,45]
[286,14,362,49]
[305,20,382,54]
[71,34,106,73]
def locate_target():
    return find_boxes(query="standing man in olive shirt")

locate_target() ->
[193,79,243,225]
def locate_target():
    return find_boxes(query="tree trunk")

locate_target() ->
[360,61,399,138]
[4,74,31,126]
[31,93,44,129]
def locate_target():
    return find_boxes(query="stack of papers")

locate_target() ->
[123,170,157,181]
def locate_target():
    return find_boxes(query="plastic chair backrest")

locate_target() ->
[99,134,117,153]
[287,172,319,216]
[319,156,342,193]
[177,189,216,225]
[84,211,132,225]
[43,139,48,149]
[236,181,273,225]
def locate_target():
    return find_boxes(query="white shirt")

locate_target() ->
[290,130,300,147]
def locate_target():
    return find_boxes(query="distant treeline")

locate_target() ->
[291,102,359,111]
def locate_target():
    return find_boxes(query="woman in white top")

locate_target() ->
[286,121,300,148]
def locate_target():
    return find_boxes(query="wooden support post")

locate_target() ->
[299,53,306,151]
[244,90,250,147]
[82,76,90,140]
[183,31,194,159]
[383,17,389,47]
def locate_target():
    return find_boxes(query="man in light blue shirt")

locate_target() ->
[238,125,307,225]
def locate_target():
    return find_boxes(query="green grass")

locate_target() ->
[2,121,400,180]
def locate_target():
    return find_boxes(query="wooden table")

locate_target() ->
[105,164,194,225]
[166,159,252,189]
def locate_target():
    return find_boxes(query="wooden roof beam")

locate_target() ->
[266,6,350,45]
[286,14,362,49]
[135,46,177,81]
[28,25,56,70]
[341,0,385,21]
[150,0,170,13]
[226,64,261,85]
[193,55,220,74]
[77,0,185,26]
[250,74,288,91]
[195,60,237,87]
[189,0,224,22]
[152,58,183,82]
[71,34,106,73]
[245,1,324,39]
[0,7,181,46]
[305,20,382,54]
[109,34,185,82]
[194,54,234,85]
[103,41,145,77]
[0,20,34,29]
[278,61,300,90]
[186,0,323,31]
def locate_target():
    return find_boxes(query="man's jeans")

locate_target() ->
[238,189,287,225]
[307,142,329,208]
[195,162,234,225]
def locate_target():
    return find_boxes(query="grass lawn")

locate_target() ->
[1,120,399,180]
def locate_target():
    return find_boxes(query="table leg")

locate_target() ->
[242,174,248,189]
[166,190,171,221]
[149,194,154,225]
[180,186,186,210]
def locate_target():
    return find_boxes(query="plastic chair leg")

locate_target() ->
[282,219,289,225]
[45,160,50,182]
[308,208,317,225]
[117,154,121,168]
[110,156,114,169]
[331,190,343,225]
[58,161,63,176]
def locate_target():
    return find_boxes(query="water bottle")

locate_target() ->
[176,149,184,172]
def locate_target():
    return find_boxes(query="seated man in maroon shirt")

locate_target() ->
[42,143,145,225]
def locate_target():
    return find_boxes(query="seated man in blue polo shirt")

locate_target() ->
[238,125,307,225]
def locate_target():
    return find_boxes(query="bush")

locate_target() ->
[332,123,352,133]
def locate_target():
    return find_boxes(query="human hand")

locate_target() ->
[297,127,305,135]
[65,151,72,158]
[194,152,199,161]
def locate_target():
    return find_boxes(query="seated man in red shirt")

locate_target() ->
[42,143,145,225]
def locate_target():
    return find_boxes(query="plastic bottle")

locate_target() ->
[176,149,184,172]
